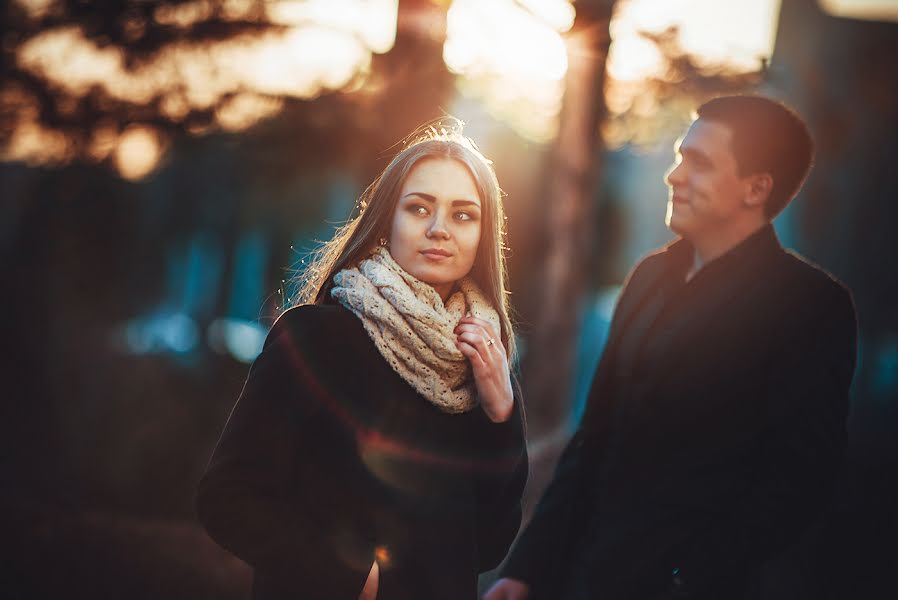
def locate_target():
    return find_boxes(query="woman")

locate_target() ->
[196,122,528,600]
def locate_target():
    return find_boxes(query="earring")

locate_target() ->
[378,237,388,248]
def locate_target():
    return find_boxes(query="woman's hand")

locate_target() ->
[454,316,514,422]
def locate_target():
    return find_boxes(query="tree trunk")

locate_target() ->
[520,0,615,497]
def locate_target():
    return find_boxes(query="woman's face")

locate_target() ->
[389,157,482,301]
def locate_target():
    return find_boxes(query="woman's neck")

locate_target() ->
[433,282,455,303]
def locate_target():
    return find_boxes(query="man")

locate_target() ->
[485,95,857,599]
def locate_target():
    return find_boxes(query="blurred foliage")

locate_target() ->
[2,0,450,179]
[605,25,766,148]
[3,1,280,154]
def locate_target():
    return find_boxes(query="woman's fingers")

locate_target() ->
[454,323,503,358]
[456,332,494,363]
[456,339,487,369]
[457,316,499,340]
[459,315,492,329]
[454,326,493,345]
[457,320,514,423]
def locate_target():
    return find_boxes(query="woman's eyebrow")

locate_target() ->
[403,192,480,207]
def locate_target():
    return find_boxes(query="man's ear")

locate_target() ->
[744,173,773,209]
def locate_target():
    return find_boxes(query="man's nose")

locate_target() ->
[665,162,684,187]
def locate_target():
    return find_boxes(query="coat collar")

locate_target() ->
[608,224,783,353]
[661,223,782,284]
[628,224,785,400]
[581,224,785,434]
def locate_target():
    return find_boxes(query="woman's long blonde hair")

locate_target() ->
[287,119,517,363]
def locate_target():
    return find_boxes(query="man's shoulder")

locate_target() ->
[779,250,851,297]
[638,243,672,266]
[624,245,670,283]
[776,250,856,321]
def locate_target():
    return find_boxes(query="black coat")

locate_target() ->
[502,225,857,600]
[197,303,528,600]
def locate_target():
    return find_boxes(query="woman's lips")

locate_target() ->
[421,249,452,260]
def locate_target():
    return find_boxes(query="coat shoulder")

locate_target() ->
[621,246,669,288]
[635,245,670,270]
[779,250,855,313]
[773,252,857,352]
[262,304,373,373]
[270,303,361,344]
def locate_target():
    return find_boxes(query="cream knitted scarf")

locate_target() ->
[330,246,501,413]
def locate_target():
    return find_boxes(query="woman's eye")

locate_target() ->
[455,210,480,222]
[410,205,428,215]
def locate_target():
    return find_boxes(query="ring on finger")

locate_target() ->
[486,338,495,346]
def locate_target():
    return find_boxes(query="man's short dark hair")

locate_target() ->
[696,95,814,219]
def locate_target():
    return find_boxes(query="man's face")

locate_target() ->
[664,119,752,241]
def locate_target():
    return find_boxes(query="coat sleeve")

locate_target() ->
[473,395,529,572]
[499,432,589,590]
[499,257,655,590]
[195,310,375,598]
[664,284,858,597]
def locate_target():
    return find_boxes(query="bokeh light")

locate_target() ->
[7,0,399,178]
[820,0,898,22]
[444,0,574,142]
[604,0,782,147]
[14,0,58,20]
[267,0,399,54]
[15,25,374,110]
[608,0,781,82]
[113,126,164,181]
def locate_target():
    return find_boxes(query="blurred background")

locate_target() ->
[2,0,896,598]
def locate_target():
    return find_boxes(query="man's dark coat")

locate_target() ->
[502,225,857,599]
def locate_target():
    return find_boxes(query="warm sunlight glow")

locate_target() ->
[17,26,373,110]
[820,0,898,22]
[9,0,399,176]
[608,0,782,83]
[267,0,399,54]
[15,0,58,20]
[516,0,576,32]
[6,121,71,165]
[154,0,214,28]
[444,0,574,142]
[604,0,782,147]
[215,93,285,132]
[114,126,163,181]
[88,125,119,162]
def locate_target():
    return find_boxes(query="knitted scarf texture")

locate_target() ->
[331,246,501,413]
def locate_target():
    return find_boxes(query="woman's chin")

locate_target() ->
[408,265,465,288]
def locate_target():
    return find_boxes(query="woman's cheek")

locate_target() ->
[460,227,481,268]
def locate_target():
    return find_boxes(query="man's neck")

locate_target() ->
[685,220,769,282]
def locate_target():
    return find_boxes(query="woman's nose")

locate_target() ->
[426,213,450,239]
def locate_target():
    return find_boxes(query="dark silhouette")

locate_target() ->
[197,129,528,599]
[488,95,857,600]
